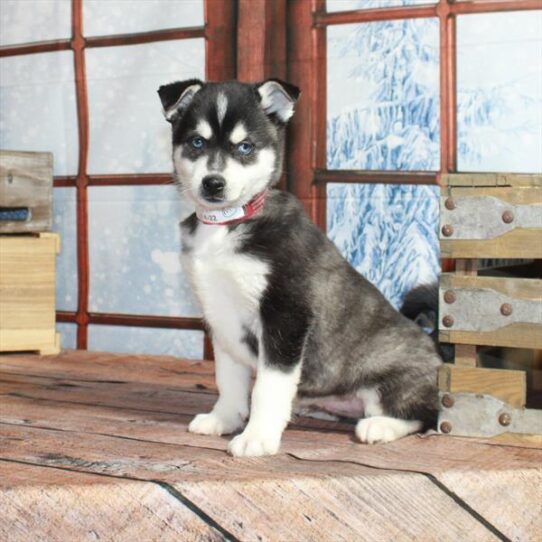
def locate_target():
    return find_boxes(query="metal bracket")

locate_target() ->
[438,286,541,333]
[438,392,542,438]
[440,196,542,240]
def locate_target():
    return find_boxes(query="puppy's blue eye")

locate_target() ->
[190,136,205,149]
[236,141,254,156]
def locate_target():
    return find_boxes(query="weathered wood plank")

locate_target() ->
[0,424,420,492]
[0,461,223,542]
[0,372,350,439]
[439,275,542,349]
[439,468,542,542]
[2,419,541,484]
[288,433,542,475]
[0,372,217,414]
[175,474,500,542]
[0,351,217,391]
[0,150,53,233]
[0,235,60,354]
[441,173,542,188]
[438,364,527,408]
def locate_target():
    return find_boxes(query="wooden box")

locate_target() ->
[0,233,60,355]
[0,150,53,233]
[437,173,542,441]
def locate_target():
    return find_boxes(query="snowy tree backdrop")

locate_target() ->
[326,10,542,308]
[327,17,441,308]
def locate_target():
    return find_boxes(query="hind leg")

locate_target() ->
[355,387,423,444]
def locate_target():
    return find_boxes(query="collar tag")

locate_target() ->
[196,190,267,225]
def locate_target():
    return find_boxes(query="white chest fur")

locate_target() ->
[183,223,269,366]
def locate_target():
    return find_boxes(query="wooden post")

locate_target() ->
[453,259,478,367]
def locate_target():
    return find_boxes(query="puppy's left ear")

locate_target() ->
[256,79,301,123]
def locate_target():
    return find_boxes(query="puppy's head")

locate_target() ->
[158,79,300,208]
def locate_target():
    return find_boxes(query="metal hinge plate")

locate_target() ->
[438,392,542,438]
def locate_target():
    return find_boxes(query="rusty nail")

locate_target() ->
[441,224,454,237]
[500,303,513,316]
[502,210,514,224]
[444,198,455,210]
[441,394,454,408]
[440,421,452,434]
[498,413,511,427]
[443,290,456,304]
[442,315,454,328]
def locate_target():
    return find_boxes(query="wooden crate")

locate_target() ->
[0,150,53,233]
[437,173,542,440]
[0,233,60,355]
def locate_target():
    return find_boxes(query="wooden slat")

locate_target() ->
[0,235,59,353]
[439,275,542,349]
[0,351,216,388]
[452,260,478,367]
[438,468,542,541]
[438,364,526,408]
[441,228,542,260]
[174,473,498,542]
[0,462,223,542]
[442,173,542,188]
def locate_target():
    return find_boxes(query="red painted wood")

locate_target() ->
[265,0,287,81]
[286,0,318,218]
[89,313,205,330]
[437,1,456,174]
[85,27,204,49]
[203,333,214,360]
[56,311,77,323]
[315,170,439,185]
[71,0,90,349]
[451,0,542,15]
[313,0,328,230]
[315,4,438,26]
[87,174,174,186]
[0,39,71,57]
[205,0,236,81]
[237,0,287,82]
[237,0,288,188]
[237,0,267,82]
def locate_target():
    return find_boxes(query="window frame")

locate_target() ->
[0,0,236,357]
[285,0,541,232]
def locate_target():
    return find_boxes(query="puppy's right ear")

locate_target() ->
[158,79,203,122]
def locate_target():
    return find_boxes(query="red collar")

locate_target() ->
[196,190,268,225]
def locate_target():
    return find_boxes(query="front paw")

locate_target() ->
[188,412,243,436]
[227,430,281,457]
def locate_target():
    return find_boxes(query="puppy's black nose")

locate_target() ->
[201,175,226,199]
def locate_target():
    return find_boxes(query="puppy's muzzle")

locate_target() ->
[201,175,226,202]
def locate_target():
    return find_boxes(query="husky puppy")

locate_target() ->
[158,79,442,457]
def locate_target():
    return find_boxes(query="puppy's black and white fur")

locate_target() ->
[158,79,442,457]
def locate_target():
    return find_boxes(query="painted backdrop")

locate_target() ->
[1,1,541,356]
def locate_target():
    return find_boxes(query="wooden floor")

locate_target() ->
[1,351,541,542]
